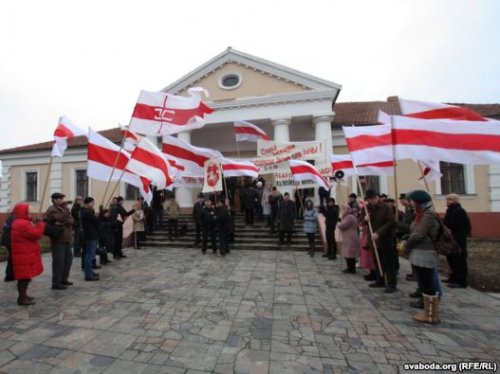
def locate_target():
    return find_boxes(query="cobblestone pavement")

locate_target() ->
[0,248,499,373]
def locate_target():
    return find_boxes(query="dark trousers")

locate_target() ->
[51,243,73,286]
[4,247,14,282]
[219,229,229,255]
[345,258,356,273]
[168,219,178,239]
[269,208,278,233]
[134,231,145,248]
[114,225,124,257]
[375,247,397,288]
[202,228,217,253]
[414,266,436,295]
[306,233,315,254]
[446,253,468,286]
[153,209,163,228]
[326,226,337,259]
[194,222,202,243]
[245,208,255,225]
[279,231,292,245]
[73,229,83,257]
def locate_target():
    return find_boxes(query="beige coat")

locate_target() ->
[132,209,145,232]
[165,200,180,219]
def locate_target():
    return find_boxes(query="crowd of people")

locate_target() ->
[2,182,472,326]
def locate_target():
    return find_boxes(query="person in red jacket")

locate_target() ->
[10,203,45,305]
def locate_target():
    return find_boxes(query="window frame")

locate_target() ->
[22,168,40,202]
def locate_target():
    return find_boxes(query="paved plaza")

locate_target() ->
[0,247,499,373]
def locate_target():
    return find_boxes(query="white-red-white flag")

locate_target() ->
[329,154,394,176]
[162,135,223,175]
[51,116,87,157]
[342,124,393,166]
[129,87,214,135]
[234,120,269,142]
[289,160,329,190]
[221,158,259,178]
[417,159,442,184]
[202,159,223,193]
[392,116,500,165]
[121,127,141,152]
[399,98,494,122]
[87,129,152,204]
[126,137,173,190]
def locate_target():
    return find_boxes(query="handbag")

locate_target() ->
[427,211,460,256]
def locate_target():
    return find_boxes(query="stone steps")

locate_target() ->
[143,214,325,251]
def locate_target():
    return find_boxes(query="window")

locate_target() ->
[218,72,242,90]
[26,172,38,201]
[125,183,140,201]
[75,170,89,197]
[360,175,380,192]
[440,162,465,195]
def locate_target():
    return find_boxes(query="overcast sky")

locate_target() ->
[1,0,499,152]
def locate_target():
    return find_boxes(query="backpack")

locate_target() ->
[427,211,460,256]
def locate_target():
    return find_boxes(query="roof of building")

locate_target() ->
[1,98,500,155]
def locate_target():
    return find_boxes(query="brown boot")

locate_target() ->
[413,293,440,324]
[17,280,35,306]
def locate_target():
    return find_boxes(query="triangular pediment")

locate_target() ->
[162,48,341,103]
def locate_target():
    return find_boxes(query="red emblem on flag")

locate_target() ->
[206,162,220,187]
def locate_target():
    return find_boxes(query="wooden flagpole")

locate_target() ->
[353,170,385,283]
[390,116,399,223]
[38,155,54,214]
[101,123,128,208]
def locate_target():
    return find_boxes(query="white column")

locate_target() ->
[175,131,194,208]
[313,114,334,206]
[271,118,293,197]
[0,164,11,213]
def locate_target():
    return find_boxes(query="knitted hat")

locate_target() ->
[83,197,94,204]
[364,189,378,199]
[406,190,432,204]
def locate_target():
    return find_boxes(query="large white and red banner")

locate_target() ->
[330,154,394,176]
[221,158,259,179]
[234,120,269,142]
[342,124,393,166]
[392,116,500,165]
[87,129,152,204]
[257,140,324,159]
[202,159,223,193]
[399,98,493,122]
[162,135,223,175]
[121,127,141,152]
[129,87,214,135]
[51,116,87,157]
[127,137,173,190]
[288,160,329,190]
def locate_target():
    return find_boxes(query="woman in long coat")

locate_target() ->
[404,190,441,324]
[337,205,360,273]
[10,203,45,305]
[303,199,318,257]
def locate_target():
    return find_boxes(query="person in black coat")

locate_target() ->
[216,199,231,256]
[80,197,100,281]
[110,196,135,259]
[71,197,83,258]
[278,193,296,247]
[98,208,114,265]
[2,213,15,282]
[268,187,282,234]
[201,199,218,254]
[322,198,339,260]
[242,184,258,226]
[318,187,331,208]
[192,193,205,246]
[443,194,471,288]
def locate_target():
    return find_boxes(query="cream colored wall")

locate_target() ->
[180,63,308,101]
[9,164,50,212]
[332,146,489,213]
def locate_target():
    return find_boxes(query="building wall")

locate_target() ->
[180,63,308,101]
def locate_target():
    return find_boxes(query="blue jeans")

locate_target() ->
[85,240,97,279]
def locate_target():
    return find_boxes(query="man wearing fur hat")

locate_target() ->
[45,192,74,290]
[363,189,397,293]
